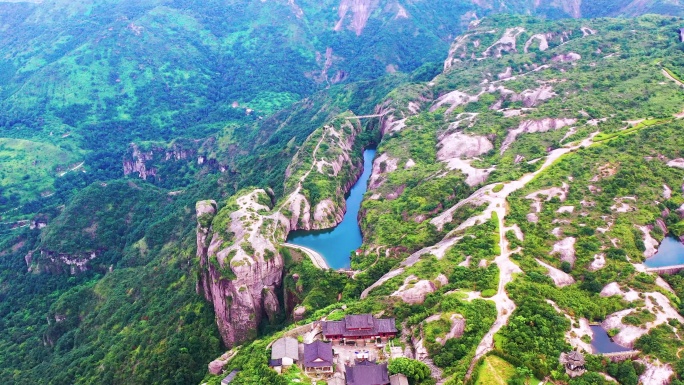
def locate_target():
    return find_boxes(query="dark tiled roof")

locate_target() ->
[304,340,334,367]
[345,361,390,385]
[271,337,299,360]
[322,314,397,338]
[345,314,374,329]
[323,320,346,336]
[269,358,282,367]
[375,318,398,334]
[221,370,239,385]
[567,351,585,364]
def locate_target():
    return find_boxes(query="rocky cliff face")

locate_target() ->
[282,113,364,231]
[196,194,289,347]
[196,113,368,347]
[123,143,158,181]
[35,250,98,275]
[123,141,206,182]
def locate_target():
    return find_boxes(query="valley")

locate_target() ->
[191,14,684,385]
[2,2,684,385]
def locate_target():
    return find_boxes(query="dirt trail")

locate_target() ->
[463,202,521,380]
[282,243,329,269]
[663,69,684,88]
[360,130,597,383]
[464,133,596,380]
[276,132,326,213]
[363,133,597,300]
[266,129,329,243]
[58,161,84,177]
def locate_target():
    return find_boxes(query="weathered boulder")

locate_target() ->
[391,275,436,304]
[208,359,227,375]
[293,305,307,322]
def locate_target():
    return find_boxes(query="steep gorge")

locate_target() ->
[195,113,369,347]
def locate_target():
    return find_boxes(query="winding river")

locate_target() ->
[286,149,376,269]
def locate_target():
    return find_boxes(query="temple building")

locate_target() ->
[303,340,334,377]
[321,314,397,344]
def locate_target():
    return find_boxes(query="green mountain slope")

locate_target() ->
[2,2,684,385]
[2,0,684,208]
[199,13,684,385]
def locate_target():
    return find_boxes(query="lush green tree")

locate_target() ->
[389,358,431,384]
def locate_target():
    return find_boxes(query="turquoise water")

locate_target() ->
[286,149,376,269]
[590,325,630,354]
[644,236,684,268]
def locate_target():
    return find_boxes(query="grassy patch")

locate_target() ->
[475,355,540,385]
[593,118,671,142]
[0,138,81,207]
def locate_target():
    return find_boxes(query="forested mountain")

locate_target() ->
[2,1,684,385]
[2,0,684,208]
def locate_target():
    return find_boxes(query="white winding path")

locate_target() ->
[464,133,597,380]
[663,68,684,88]
[359,131,598,382]
[282,243,330,270]
[58,161,84,177]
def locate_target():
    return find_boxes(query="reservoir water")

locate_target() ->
[644,236,684,268]
[286,149,376,269]
[590,325,630,354]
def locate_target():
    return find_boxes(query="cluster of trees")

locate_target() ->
[388,358,431,385]
[497,297,570,379]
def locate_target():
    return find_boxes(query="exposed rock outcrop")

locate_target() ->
[637,359,673,385]
[37,250,98,275]
[368,153,399,190]
[283,115,364,230]
[123,143,157,180]
[293,305,307,322]
[523,33,550,53]
[208,358,228,375]
[196,113,368,347]
[123,141,200,181]
[552,52,582,62]
[196,193,287,347]
[602,292,684,348]
[334,0,375,36]
[589,253,606,271]
[552,237,576,266]
[437,132,493,161]
[501,118,576,155]
[392,275,436,304]
[536,258,575,287]
[636,225,659,258]
[482,27,525,58]
[667,158,684,169]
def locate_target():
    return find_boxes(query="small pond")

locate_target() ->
[286,149,376,269]
[590,325,630,354]
[644,235,684,268]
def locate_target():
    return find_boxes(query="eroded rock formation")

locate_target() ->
[195,195,287,347]
[195,113,368,347]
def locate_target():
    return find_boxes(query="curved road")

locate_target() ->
[663,68,684,88]
[282,243,330,270]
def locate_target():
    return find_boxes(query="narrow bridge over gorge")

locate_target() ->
[344,111,391,119]
[646,264,684,274]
